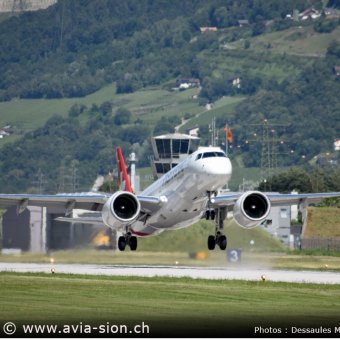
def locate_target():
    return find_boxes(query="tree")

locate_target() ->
[258,168,313,193]
[99,101,112,115]
[327,40,340,58]
[99,178,119,193]
[114,107,132,125]
[68,103,87,117]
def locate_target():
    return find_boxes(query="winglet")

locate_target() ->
[116,146,133,193]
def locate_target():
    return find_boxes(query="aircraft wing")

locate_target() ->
[0,148,166,224]
[0,193,110,214]
[211,191,340,208]
[0,192,166,216]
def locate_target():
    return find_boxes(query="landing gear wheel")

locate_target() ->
[118,236,126,251]
[218,235,227,251]
[205,210,215,220]
[208,235,216,250]
[129,236,138,251]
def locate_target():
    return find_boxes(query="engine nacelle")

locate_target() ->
[233,191,271,229]
[101,191,141,229]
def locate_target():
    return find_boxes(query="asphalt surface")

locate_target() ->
[1,262,340,284]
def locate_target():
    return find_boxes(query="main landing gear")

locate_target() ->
[118,232,138,251]
[206,192,227,251]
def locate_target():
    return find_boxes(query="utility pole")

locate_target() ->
[70,160,79,192]
[260,119,271,187]
[32,168,47,194]
[209,117,218,147]
[248,119,289,190]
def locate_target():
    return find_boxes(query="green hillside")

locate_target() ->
[0,0,328,101]
[0,0,339,193]
[0,85,202,131]
[236,24,340,57]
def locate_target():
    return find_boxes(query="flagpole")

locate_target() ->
[225,123,228,156]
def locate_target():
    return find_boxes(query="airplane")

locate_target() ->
[0,146,339,251]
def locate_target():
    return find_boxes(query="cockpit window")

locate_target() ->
[202,152,216,158]
[195,153,202,160]
[202,151,227,158]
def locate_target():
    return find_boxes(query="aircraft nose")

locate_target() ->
[201,157,232,177]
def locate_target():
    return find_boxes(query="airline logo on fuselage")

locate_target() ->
[161,158,188,187]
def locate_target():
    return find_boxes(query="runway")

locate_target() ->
[1,262,340,284]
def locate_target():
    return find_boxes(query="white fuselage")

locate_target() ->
[130,147,232,236]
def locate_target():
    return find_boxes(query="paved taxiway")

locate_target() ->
[1,262,340,284]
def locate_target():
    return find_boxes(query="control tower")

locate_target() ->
[150,133,200,179]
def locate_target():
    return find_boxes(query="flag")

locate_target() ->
[224,127,233,144]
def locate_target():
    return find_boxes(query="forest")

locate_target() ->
[0,0,332,100]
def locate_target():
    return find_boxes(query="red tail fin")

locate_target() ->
[116,146,133,193]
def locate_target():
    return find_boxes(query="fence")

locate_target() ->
[301,238,340,251]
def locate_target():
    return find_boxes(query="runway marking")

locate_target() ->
[1,262,340,284]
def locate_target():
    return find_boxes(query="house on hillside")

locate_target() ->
[228,76,241,89]
[299,8,321,20]
[200,27,218,33]
[334,66,340,76]
[334,139,340,151]
[186,126,199,137]
[324,7,340,18]
[238,20,250,27]
[176,78,200,90]
[0,130,9,138]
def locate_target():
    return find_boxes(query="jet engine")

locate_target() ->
[233,191,271,229]
[101,191,141,229]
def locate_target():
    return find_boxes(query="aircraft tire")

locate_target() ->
[118,236,127,251]
[129,236,138,251]
[208,235,216,250]
[219,235,227,251]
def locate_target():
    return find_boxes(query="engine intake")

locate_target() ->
[102,191,141,229]
[233,191,270,229]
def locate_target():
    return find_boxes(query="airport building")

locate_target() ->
[150,133,200,179]
[1,206,96,253]
[260,205,293,247]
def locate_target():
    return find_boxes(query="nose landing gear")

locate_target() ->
[206,191,228,251]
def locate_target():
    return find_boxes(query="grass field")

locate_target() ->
[2,210,340,271]
[179,96,244,132]
[0,84,202,132]
[250,24,340,57]
[2,249,340,272]
[304,207,340,238]
[0,272,340,337]
[229,24,340,57]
